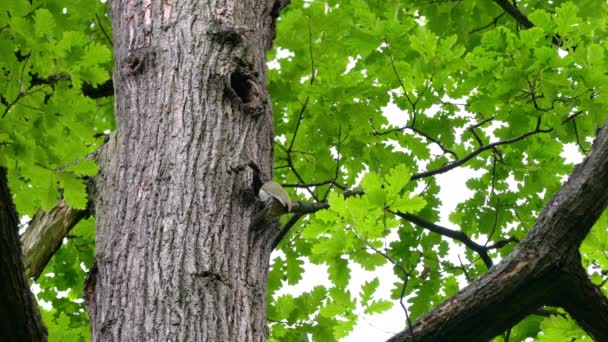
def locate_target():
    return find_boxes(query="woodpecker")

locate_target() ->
[252,181,291,226]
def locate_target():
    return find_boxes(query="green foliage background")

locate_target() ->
[1,0,112,340]
[1,0,607,341]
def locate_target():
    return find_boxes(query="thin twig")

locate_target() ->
[282,180,346,190]
[286,154,320,202]
[96,14,113,47]
[384,40,413,107]
[513,208,529,230]
[2,86,50,118]
[562,110,584,124]
[470,13,506,33]
[322,126,343,200]
[411,124,552,181]
[485,237,519,250]
[352,227,414,331]
[287,97,309,152]
[469,116,496,130]
[308,17,315,85]
[485,157,500,245]
[571,119,588,155]
[371,120,459,159]
[457,255,472,282]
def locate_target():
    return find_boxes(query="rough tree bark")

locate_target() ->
[86,0,288,340]
[0,167,47,341]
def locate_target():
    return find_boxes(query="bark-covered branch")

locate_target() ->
[493,0,534,29]
[386,119,608,341]
[0,167,47,341]
[394,212,495,268]
[559,261,608,341]
[272,213,304,249]
[21,200,88,278]
[493,0,562,46]
[19,147,105,278]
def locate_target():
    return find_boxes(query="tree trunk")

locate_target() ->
[0,167,47,342]
[87,1,286,340]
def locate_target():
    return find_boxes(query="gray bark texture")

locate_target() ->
[88,0,287,340]
[0,167,47,342]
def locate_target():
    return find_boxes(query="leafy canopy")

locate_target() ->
[1,0,607,341]
[267,0,607,340]
[1,0,112,338]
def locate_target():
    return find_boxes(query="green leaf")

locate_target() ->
[34,9,56,38]
[359,277,380,306]
[81,43,112,67]
[327,257,350,289]
[364,299,393,315]
[384,164,411,198]
[389,195,426,213]
[65,160,98,176]
[360,172,385,208]
[273,294,296,320]
[536,315,588,341]
[41,309,89,342]
[57,172,88,209]
[586,43,605,67]
[285,254,304,285]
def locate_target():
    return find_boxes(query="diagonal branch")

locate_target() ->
[387,119,608,341]
[282,180,346,190]
[21,200,89,278]
[411,124,552,180]
[285,191,518,263]
[493,0,534,29]
[393,211,494,269]
[493,0,562,46]
[272,213,304,249]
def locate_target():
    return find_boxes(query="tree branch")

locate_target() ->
[493,0,562,46]
[352,227,415,330]
[0,168,47,340]
[470,13,506,34]
[272,213,304,249]
[411,124,552,181]
[387,119,608,341]
[493,0,534,29]
[21,199,88,278]
[393,211,494,269]
[371,119,459,160]
[558,261,608,341]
